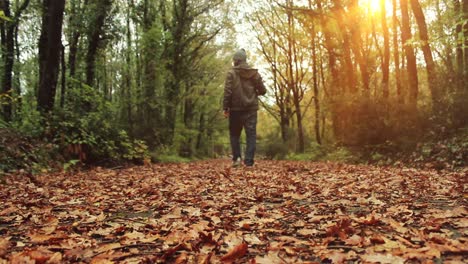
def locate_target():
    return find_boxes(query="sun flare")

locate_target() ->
[359,0,385,15]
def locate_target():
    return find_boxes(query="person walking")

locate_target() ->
[223,49,267,167]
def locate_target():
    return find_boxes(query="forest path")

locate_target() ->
[0,160,466,263]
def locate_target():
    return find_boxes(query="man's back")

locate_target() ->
[224,61,266,112]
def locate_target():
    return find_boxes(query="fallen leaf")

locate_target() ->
[96,242,121,253]
[344,234,363,246]
[361,253,405,264]
[297,228,318,237]
[0,238,10,258]
[221,242,248,262]
[28,247,55,263]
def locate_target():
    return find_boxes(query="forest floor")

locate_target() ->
[0,160,466,263]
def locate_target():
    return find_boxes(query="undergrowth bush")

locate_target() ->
[1,84,149,174]
[50,85,149,164]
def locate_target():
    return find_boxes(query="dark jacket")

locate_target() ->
[223,62,267,112]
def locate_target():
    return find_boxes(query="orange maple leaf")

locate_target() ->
[221,242,248,262]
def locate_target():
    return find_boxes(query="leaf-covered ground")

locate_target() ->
[0,160,466,263]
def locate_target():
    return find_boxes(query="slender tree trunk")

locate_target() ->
[311,24,321,145]
[453,0,468,126]
[68,0,82,81]
[13,22,21,116]
[196,111,205,151]
[286,0,305,152]
[463,0,468,93]
[37,0,65,114]
[410,0,441,114]
[382,0,390,100]
[317,0,340,142]
[125,0,133,135]
[400,0,419,111]
[393,0,403,104]
[60,44,66,108]
[348,0,370,95]
[1,0,14,121]
[0,0,29,121]
[85,0,112,87]
[333,1,356,94]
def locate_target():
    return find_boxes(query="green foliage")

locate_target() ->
[0,10,12,21]
[0,119,9,129]
[13,98,44,137]
[150,146,192,163]
[63,159,80,172]
[52,84,149,164]
[324,147,356,163]
[0,128,59,174]
[153,154,192,164]
[286,143,325,161]
[262,139,289,160]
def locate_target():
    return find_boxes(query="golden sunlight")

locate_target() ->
[359,0,384,15]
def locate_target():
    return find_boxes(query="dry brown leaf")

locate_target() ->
[174,252,188,264]
[344,234,363,246]
[221,242,248,262]
[96,242,121,253]
[361,253,405,264]
[0,238,10,258]
[297,228,318,237]
[28,247,55,263]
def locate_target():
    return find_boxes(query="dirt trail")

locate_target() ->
[0,160,466,263]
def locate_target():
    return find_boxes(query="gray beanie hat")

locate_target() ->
[233,49,247,62]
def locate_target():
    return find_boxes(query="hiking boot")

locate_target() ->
[232,158,241,168]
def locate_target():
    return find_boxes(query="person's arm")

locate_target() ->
[255,73,267,96]
[223,71,233,116]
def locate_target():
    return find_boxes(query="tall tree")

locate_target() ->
[464,0,468,88]
[85,0,112,87]
[37,0,65,114]
[381,0,390,100]
[410,0,441,114]
[310,21,322,145]
[0,0,31,121]
[254,10,292,143]
[161,0,223,145]
[400,0,418,111]
[392,0,403,104]
[66,0,86,92]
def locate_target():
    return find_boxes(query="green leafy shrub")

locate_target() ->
[51,84,149,164]
[287,143,325,161]
[324,147,357,163]
[150,146,191,163]
[0,128,60,174]
[262,140,289,160]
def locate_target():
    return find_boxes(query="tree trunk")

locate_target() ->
[347,0,370,95]
[1,0,14,121]
[382,0,390,100]
[317,0,340,142]
[333,1,356,94]
[393,0,403,104]
[0,0,30,121]
[68,0,82,81]
[311,24,321,145]
[463,0,468,97]
[453,0,468,126]
[37,0,65,114]
[410,0,441,114]
[60,44,66,108]
[400,0,419,111]
[125,0,133,135]
[85,0,112,87]
[196,111,205,151]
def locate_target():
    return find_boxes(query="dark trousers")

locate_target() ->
[229,111,257,166]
